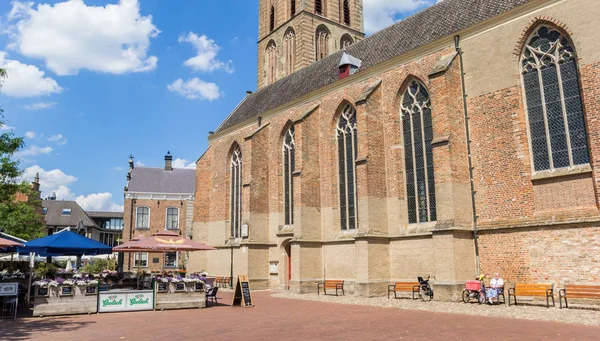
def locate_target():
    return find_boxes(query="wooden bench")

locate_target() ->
[387,282,420,299]
[508,283,554,308]
[559,285,600,309]
[317,280,344,296]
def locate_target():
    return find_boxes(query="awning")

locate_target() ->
[17,231,112,256]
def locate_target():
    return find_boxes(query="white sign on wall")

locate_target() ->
[98,291,154,313]
[269,262,278,274]
[0,283,18,296]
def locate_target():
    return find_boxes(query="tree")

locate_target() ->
[0,68,45,240]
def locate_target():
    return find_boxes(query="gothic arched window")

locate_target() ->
[521,25,589,172]
[315,0,323,15]
[343,0,350,25]
[401,80,436,224]
[283,125,295,225]
[230,145,242,238]
[266,40,277,84]
[340,34,353,49]
[270,5,275,31]
[336,104,358,230]
[315,26,329,61]
[285,28,296,75]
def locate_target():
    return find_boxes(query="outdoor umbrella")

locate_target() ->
[0,237,24,248]
[17,230,112,256]
[114,230,216,252]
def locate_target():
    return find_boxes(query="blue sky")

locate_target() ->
[0,0,435,211]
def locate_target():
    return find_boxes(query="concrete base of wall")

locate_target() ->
[354,281,389,297]
[431,282,464,301]
[249,279,269,290]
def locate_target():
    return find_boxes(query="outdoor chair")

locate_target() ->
[206,287,219,307]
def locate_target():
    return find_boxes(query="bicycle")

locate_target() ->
[462,280,486,304]
[417,276,434,301]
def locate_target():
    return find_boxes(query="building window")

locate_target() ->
[283,125,295,225]
[315,26,329,61]
[136,207,150,229]
[401,80,437,224]
[166,207,179,229]
[340,34,353,49]
[230,145,242,238]
[285,28,296,75]
[290,0,296,17]
[315,0,323,15]
[62,208,71,215]
[266,40,277,84]
[521,25,589,172]
[164,252,178,268]
[336,104,358,230]
[270,5,275,31]
[103,218,123,230]
[343,0,350,25]
[134,252,148,268]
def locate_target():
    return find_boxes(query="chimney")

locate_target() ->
[164,151,173,171]
[339,51,362,80]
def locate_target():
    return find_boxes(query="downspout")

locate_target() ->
[454,35,481,276]
[127,198,136,272]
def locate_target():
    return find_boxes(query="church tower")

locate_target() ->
[257,0,364,89]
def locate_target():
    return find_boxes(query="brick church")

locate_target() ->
[188,0,600,299]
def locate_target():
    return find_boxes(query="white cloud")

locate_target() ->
[363,0,435,34]
[24,101,57,110]
[1,124,16,131]
[7,0,160,76]
[134,161,145,167]
[15,145,53,158]
[168,78,220,101]
[76,192,124,212]
[172,158,196,169]
[47,134,67,145]
[24,131,35,139]
[113,166,124,171]
[23,165,77,200]
[179,32,233,73]
[0,51,62,98]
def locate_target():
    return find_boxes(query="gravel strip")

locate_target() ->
[271,292,600,326]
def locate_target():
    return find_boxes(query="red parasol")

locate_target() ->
[0,237,24,248]
[114,231,215,252]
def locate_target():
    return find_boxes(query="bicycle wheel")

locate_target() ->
[478,291,486,304]
[462,289,470,303]
[420,286,432,302]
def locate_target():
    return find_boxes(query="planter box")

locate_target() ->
[33,286,97,317]
[154,284,205,310]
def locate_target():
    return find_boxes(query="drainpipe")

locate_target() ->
[454,35,481,276]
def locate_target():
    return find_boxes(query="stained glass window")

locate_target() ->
[283,126,295,225]
[521,25,589,171]
[230,146,242,238]
[401,80,436,224]
[337,104,358,230]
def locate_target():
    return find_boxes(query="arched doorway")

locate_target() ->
[281,240,292,290]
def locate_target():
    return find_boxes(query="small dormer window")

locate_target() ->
[42,207,48,214]
[62,208,71,215]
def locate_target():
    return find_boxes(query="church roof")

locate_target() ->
[215,0,531,133]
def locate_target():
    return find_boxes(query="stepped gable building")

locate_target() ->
[122,153,195,272]
[190,0,600,299]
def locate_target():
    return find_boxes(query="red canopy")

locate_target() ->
[0,237,24,248]
[114,231,215,252]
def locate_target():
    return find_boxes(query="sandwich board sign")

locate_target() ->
[231,275,254,308]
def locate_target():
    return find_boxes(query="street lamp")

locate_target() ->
[229,236,235,289]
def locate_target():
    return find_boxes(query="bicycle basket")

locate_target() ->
[465,280,481,291]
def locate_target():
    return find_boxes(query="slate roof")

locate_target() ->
[127,167,196,194]
[216,0,531,133]
[86,211,123,219]
[42,200,97,228]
